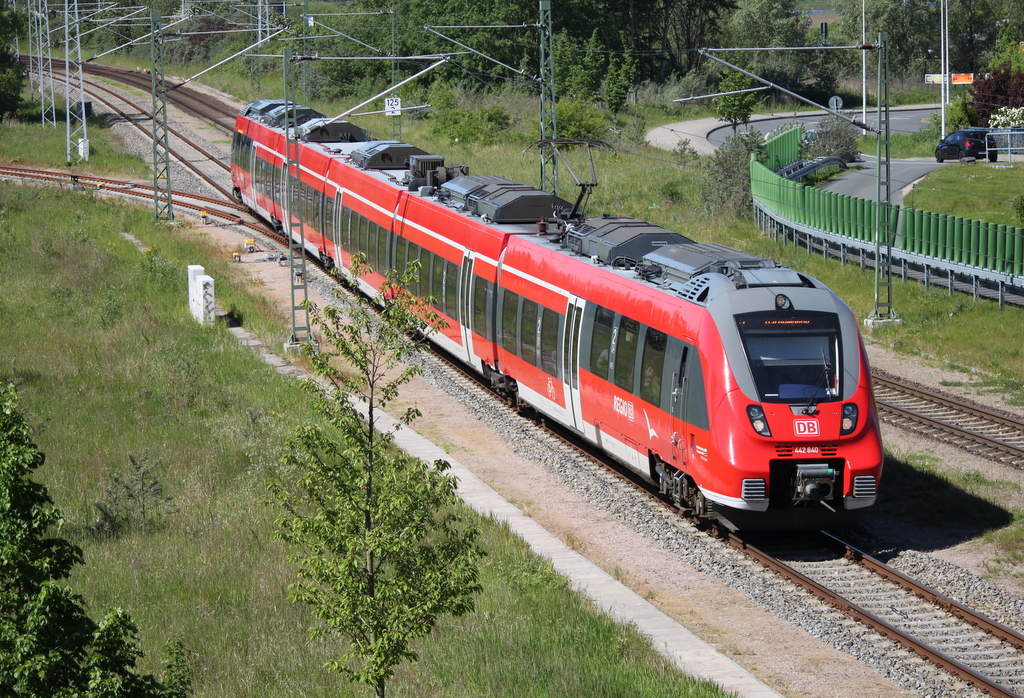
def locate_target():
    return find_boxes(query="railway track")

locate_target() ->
[25,57,238,202]
[873,374,1024,469]
[0,166,268,237]
[732,531,1024,698]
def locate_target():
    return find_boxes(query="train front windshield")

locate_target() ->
[736,312,841,404]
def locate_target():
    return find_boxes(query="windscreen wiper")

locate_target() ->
[802,347,831,415]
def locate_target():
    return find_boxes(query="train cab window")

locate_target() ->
[445,260,459,320]
[539,308,559,377]
[589,306,614,380]
[614,316,640,392]
[521,300,538,365]
[639,327,667,406]
[736,311,841,404]
[501,290,519,354]
[472,276,488,337]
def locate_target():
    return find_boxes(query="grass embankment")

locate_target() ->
[903,159,1024,227]
[0,127,727,695]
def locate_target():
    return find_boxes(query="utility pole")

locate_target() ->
[867,32,898,326]
[29,0,56,126]
[250,0,269,95]
[391,2,400,141]
[150,10,174,221]
[284,48,311,349]
[64,0,88,165]
[538,0,557,196]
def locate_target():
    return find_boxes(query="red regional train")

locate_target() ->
[231,99,884,531]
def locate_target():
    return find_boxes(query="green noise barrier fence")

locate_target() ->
[751,127,1024,277]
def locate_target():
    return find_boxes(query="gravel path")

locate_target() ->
[83,77,1024,697]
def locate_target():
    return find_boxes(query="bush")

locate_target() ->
[555,100,607,139]
[702,129,764,217]
[803,114,859,162]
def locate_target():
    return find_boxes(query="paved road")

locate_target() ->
[646,105,944,206]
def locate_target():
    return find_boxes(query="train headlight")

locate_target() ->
[840,403,858,435]
[746,405,772,437]
[775,294,792,310]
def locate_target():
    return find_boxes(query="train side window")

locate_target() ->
[540,307,559,377]
[521,299,538,365]
[614,316,640,392]
[589,306,614,380]
[356,214,368,259]
[430,254,445,311]
[684,349,709,430]
[324,194,335,244]
[377,224,389,271]
[445,259,459,321]
[408,244,422,296]
[316,188,325,233]
[395,238,408,284]
[472,275,488,337]
[367,221,379,270]
[639,327,667,406]
[501,290,519,354]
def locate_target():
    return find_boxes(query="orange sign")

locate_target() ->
[951,73,974,84]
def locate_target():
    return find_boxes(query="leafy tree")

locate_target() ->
[664,0,737,75]
[970,62,1024,125]
[711,70,759,131]
[0,0,23,121]
[604,38,639,113]
[701,128,765,217]
[554,29,606,102]
[270,258,484,698]
[0,384,181,696]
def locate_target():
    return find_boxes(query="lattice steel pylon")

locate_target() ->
[150,10,174,221]
[26,0,39,98]
[64,0,89,164]
[249,0,268,94]
[284,48,311,348]
[538,0,557,196]
[36,3,56,127]
[869,32,898,323]
[27,0,56,126]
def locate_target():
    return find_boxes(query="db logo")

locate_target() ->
[794,420,820,437]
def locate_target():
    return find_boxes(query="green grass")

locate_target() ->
[858,131,939,159]
[902,159,1024,227]
[0,176,727,694]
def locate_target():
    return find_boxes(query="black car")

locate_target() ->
[935,129,997,163]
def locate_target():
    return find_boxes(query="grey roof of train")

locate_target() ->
[261,125,815,306]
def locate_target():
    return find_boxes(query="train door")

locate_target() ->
[561,296,586,432]
[456,252,477,365]
[668,341,689,467]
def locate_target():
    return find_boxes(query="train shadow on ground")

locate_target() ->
[842,451,1016,558]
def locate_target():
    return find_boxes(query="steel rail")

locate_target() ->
[873,375,1024,464]
[821,532,1024,651]
[725,531,1023,698]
